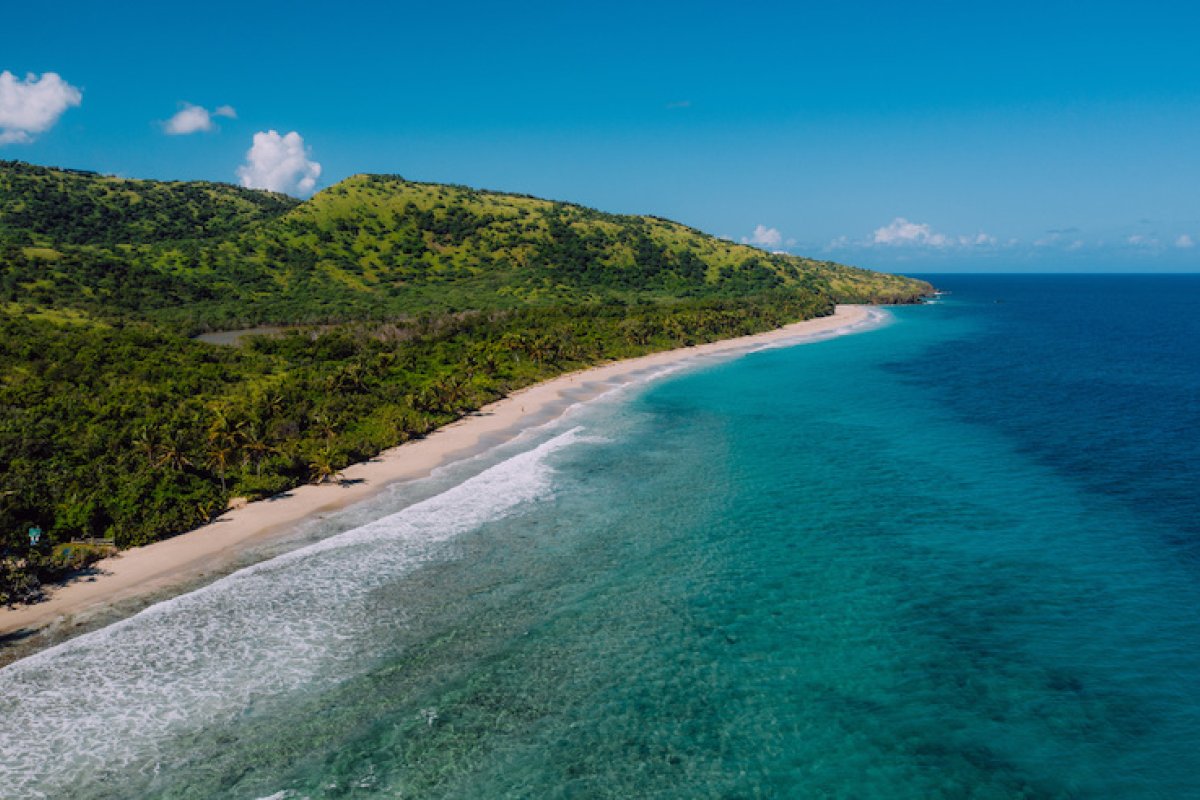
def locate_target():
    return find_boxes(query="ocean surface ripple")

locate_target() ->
[4,276,1200,798]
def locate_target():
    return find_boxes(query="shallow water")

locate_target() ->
[3,276,1199,798]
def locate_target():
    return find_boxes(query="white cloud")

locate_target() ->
[165,103,213,135]
[164,102,237,135]
[1127,234,1161,248]
[0,70,82,144]
[742,224,784,248]
[872,217,950,247]
[828,220,1001,251]
[955,232,997,247]
[236,130,321,196]
[1176,234,1194,249]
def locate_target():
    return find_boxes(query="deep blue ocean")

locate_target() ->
[2,274,1199,798]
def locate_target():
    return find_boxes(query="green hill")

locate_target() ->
[0,160,298,246]
[0,161,931,604]
[1,166,927,330]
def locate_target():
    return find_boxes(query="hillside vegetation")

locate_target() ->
[0,160,298,246]
[2,166,926,330]
[0,161,931,604]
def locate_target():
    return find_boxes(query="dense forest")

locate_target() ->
[0,160,932,604]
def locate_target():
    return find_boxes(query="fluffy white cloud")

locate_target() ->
[164,102,237,135]
[165,104,213,135]
[0,70,82,144]
[742,224,784,248]
[873,217,949,247]
[236,130,321,196]
[1176,234,1194,249]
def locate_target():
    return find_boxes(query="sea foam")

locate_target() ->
[0,427,589,799]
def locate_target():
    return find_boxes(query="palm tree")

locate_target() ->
[311,414,337,443]
[327,361,368,393]
[132,427,160,467]
[240,423,278,475]
[308,446,341,484]
[155,430,193,473]
[432,374,470,414]
[206,444,233,492]
[258,391,286,421]
[527,336,557,365]
[206,405,245,490]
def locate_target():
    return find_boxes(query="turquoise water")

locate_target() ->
[3,276,1200,797]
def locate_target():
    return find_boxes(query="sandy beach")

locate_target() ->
[0,305,877,651]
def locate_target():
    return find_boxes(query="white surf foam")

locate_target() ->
[0,427,590,799]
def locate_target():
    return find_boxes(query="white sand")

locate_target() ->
[0,305,875,641]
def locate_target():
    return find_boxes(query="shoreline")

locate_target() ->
[0,305,881,656]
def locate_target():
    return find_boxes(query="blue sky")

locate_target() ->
[2,0,1198,271]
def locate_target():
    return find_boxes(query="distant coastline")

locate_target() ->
[0,305,882,663]
[1,160,930,614]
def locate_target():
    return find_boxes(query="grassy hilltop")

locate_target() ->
[2,163,926,329]
[0,160,931,603]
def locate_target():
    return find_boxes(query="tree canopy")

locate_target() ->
[0,161,931,604]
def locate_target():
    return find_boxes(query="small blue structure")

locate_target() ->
[28,526,42,546]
